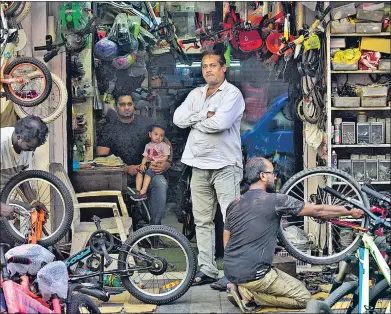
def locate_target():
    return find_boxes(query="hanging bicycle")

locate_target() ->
[1,2,52,107]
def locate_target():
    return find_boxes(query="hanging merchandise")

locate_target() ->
[108,13,139,54]
[94,37,119,61]
[111,53,136,70]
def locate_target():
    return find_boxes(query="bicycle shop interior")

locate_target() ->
[0,1,390,313]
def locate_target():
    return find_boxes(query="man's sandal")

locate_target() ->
[227,285,262,313]
[192,271,217,286]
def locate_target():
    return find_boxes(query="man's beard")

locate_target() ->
[266,179,276,193]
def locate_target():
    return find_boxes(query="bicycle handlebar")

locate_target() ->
[323,186,390,228]
[362,185,391,204]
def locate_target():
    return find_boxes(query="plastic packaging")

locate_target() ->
[332,48,361,71]
[2,280,53,313]
[359,51,381,70]
[37,261,69,301]
[5,244,55,276]
[108,13,139,54]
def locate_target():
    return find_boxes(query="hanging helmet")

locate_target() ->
[112,53,136,70]
[94,37,119,61]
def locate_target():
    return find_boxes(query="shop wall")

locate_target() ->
[20,2,68,171]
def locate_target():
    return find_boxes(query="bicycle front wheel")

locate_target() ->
[13,72,68,123]
[118,225,196,305]
[278,167,369,265]
[0,170,74,247]
[3,57,52,107]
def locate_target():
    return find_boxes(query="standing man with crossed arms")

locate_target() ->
[173,50,245,286]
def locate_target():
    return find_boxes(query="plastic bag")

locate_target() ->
[108,13,139,53]
[5,244,55,276]
[333,48,361,64]
[37,261,69,301]
[359,50,381,70]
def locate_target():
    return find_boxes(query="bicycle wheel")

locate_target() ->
[324,281,358,314]
[3,57,52,107]
[0,170,74,247]
[2,1,21,16]
[306,300,332,313]
[14,1,31,24]
[118,225,196,304]
[278,167,369,265]
[66,294,101,314]
[13,72,68,123]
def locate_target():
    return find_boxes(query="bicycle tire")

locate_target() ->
[3,1,21,16]
[0,170,74,247]
[324,281,358,310]
[15,1,31,24]
[118,225,196,304]
[306,299,332,313]
[66,293,101,314]
[302,98,320,124]
[351,278,390,314]
[3,57,53,107]
[278,167,370,265]
[13,72,68,123]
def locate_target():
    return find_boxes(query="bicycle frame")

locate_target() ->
[356,233,390,314]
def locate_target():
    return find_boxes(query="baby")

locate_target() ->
[131,124,170,201]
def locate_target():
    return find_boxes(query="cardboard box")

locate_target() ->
[361,38,391,54]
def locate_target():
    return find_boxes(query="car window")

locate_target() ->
[268,110,294,132]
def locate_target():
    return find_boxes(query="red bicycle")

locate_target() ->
[0,243,100,313]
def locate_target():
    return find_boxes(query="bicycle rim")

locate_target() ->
[5,178,67,242]
[13,72,67,123]
[120,231,193,302]
[279,168,368,265]
[6,63,48,103]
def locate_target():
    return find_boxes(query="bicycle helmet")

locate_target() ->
[94,37,119,61]
[112,53,136,70]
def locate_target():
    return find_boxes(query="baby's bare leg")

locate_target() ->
[140,174,151,194]
[135,172,144,192]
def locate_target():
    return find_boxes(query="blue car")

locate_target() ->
[241,93,295,181]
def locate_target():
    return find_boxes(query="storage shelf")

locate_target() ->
[332,144,390,148]
[331,107,391,111]
[331,70,391,74]
[331,33,391,37]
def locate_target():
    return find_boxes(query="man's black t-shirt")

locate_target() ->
[98,115,162,166]
[223,189,305,284]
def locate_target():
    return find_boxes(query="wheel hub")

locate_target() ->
[148,256,168,275]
